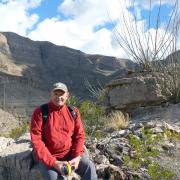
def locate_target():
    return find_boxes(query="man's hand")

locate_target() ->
[68,156,81,170]
[53,160,68,173]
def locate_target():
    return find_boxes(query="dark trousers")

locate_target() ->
[38,154,97,180]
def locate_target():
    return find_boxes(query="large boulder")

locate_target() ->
[104,72,166,111]
[0,133,42,180]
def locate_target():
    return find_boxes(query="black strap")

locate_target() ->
[41,104,49,125]
[40,104,77,124]
[68,106,77,120]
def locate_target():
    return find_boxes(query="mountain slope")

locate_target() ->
[0,32,137,101]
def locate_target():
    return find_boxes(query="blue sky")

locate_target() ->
[0,0,179,58]
[129,4,174,30]
[29,0,61,23]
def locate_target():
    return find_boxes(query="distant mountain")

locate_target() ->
[0,32,137,105]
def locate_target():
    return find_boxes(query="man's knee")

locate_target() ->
[77,155,97,180]
[38,161,63,180]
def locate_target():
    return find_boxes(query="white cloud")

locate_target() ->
[29,0,180,58]
[28,0,129,58]
[58,0,117,29]
[28,16,127,58]
[114,15,177,61]
[0,0,42,36]
[0,0,179,59]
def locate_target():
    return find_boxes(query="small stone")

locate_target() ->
[151,127,164,133]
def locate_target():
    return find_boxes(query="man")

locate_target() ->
[30,82,97,180]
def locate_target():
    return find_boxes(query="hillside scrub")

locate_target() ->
[103,111,129,130]
[79,100,104,138]
[113,0,180,103]
[77,98,130,138]
[0,96,180,179]
[8,121,29,139]
[124,127,177,179]
[78,98,179,178]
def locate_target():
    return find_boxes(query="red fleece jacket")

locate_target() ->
[30,102,85,167]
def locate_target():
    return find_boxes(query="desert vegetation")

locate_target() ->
[124,128,177,179]
[8,121,29,139]
[113,0,180,103]
[1,92,179,179]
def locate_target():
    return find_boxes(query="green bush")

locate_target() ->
[79,100,104,137]
[8,121,29,139]
[123,128,176,179]
[148,162,176,180]
[124,133,159,170]
[67,94,81,107]
[163,129,180,141]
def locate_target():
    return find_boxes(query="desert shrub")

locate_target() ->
[79,100,104,137]
[78,101,129,138]
[124,128,176,179]
[153,61,180,103]
[84,79,107,104]
[66,94,81,107]
[8,121,29,139]
[112,0,180,103]
[148,162,176,180]
[163,129,180,141]
[103,111,129,130]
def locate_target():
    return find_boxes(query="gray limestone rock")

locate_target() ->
[105,72,166,111]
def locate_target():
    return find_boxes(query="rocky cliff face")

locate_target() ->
[0,32,137,100]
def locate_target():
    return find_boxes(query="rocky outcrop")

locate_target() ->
[0,133,42,180]
[104,72,166,111]
[131,103,180,123]
[0,32,137,100]
[0,120,180,180]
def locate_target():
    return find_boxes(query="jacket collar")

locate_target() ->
[48,101,66,111]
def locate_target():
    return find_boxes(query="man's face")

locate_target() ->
[50,89,69,106]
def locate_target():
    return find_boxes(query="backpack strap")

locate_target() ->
[68,106,77,120]
[40,104,77,125]
[40,103,49,125]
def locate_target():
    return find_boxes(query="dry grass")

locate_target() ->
[104,111,129,130]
